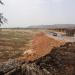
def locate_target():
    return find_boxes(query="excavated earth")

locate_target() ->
[0,42,75,75]
[19,32,64,61]
[0,33,75,75]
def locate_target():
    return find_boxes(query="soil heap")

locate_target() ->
[21,32,64,61]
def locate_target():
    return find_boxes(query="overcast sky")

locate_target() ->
[1,0,75,27]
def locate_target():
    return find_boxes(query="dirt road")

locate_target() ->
[47,32,75,42]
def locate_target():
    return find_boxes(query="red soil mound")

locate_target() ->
[19,32,64,61]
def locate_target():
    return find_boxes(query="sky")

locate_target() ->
[0,0,75,27]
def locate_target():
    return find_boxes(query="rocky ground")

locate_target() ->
[0,42,75,75]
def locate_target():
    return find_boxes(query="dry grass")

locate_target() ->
[0,29,34,62]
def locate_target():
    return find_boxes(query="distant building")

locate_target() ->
[65,29,75,36]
